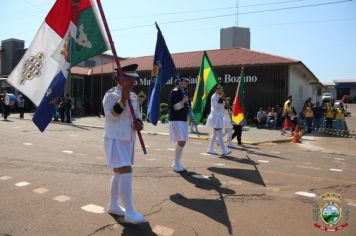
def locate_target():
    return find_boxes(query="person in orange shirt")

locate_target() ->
[325,103,334,129]
[335,103,345,131]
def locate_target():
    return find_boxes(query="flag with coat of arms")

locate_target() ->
[6,0,109,131]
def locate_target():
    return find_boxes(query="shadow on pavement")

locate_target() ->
[179,171,236,194]
[208,155,266,187]
[171,173,234,235]
[108,215,158,236]
[170,192,232,235]
[239,147,288,160]
[219,155,259,165]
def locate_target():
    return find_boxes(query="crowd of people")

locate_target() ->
[1,90,25,121]
[251,95,347,135]
[53,94,72,123]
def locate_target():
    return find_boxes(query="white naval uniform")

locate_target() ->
[102,85,141,169]
[223,108,233,128]
[206,93,225,129]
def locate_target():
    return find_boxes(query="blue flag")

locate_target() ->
[147,22,177,125]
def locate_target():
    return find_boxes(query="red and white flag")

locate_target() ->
[7,0,108,131]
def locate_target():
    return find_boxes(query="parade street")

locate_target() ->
[1,117,356,236]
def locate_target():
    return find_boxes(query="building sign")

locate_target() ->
[135,73,258,86]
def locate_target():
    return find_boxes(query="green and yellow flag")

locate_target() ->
[192,51,219,123]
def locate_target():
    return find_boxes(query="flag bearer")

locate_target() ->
[168,75,191,172]
[102,64,145,224]
[207,85,232,156]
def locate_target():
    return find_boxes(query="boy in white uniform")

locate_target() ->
[102,64,144,224]
[206,85,232,156]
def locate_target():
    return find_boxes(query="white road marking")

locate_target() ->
[302,162,312,165]
[146,158,156,161]
[32,188,49,194]
[0,176,12,180]
[296,165,321,170]
[334,158,345,161]
[270,151,281,154]
[348,203,356,207]
[167,148,175,151]
[295,191,316,198]
[15,182,31,187]
[53,195,71,202]
[13,127,20,129]
[200,153,215,156]
[258,160,270,163]
[192,174,209,179]
[62,150,74,154]
[214,163,225,166]
[81,204,105,214]
[69,134,77,137]
[152,225,175,236]
[330,168,343,172]
[23,143,33,146]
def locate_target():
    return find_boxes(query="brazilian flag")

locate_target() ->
[192,51,218,123]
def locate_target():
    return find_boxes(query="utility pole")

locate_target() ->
[236,0,238,27]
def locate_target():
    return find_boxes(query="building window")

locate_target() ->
[84,60,96,67]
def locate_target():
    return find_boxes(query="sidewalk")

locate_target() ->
[7,113,293,144]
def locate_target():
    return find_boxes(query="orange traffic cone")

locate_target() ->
[293,125,301,143]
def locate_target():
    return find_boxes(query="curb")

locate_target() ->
[11,116,299,145]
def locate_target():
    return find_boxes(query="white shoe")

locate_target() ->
[172,163,187,172]
[125,210,145,224]
[228,144,237,148]
[222,149,232,156]
[107,205,125,216]
[179,163,187,171]
[207,150,218,155]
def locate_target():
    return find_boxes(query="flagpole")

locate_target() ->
[96,0,147,155]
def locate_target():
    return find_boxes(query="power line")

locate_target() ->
[109,0,309,20]
[111,0,352,31]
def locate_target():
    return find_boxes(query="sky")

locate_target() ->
[0,0,355,83]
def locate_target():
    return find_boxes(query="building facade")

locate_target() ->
[70,48,323,119]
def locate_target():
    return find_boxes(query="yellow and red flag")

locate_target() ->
[232,67,245,125]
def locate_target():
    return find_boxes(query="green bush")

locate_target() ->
[160,114,168,123]
[141,112,147,121]
[160,103,169,115]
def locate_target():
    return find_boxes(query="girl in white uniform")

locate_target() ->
[206,86,231,156]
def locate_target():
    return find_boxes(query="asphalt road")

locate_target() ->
[0,118,355,236]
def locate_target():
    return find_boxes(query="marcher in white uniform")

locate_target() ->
[206,86,232,156]
[102,64,145,224]
[169,75,190,172]
[222,97,235,148]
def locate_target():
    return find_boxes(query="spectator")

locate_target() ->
[64,94,72,123]
[1,90,10,121]
[59,97,65,122]
[313,101,323,130]
[304,102,314,133]
[275,105,283,127]
[291,107,298,133]
[266,107,276,128]
[17,93,25,119]
[335,103,345,132]
[255,107,267,128]
[325,103,334,130]
[281,102,293,135]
